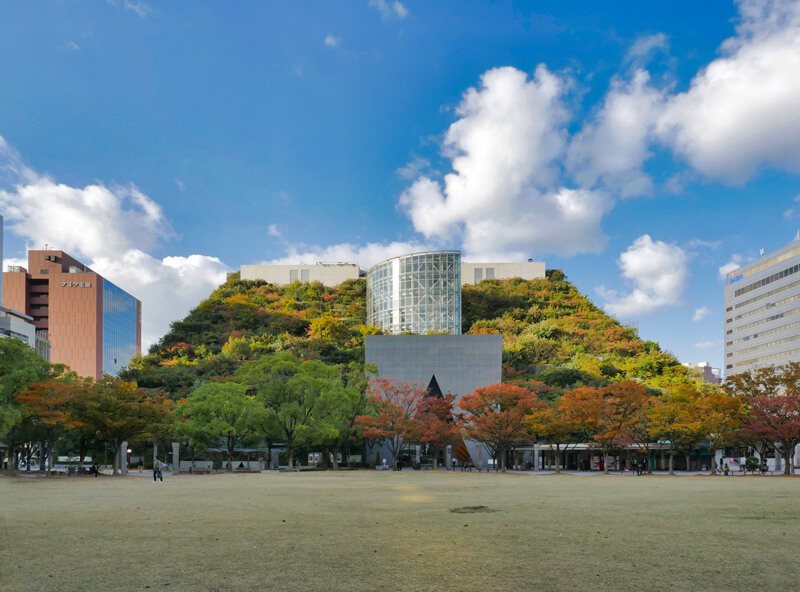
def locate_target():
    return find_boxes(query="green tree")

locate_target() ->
[174,382,257,471]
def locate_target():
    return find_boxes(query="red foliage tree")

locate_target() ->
[458,383,544,472]
[356,378,424,470]
[413,393,460,470]
[740,395,800,475]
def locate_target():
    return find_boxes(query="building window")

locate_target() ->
[301,270,310,282]
[474,268,483,283]
[40,269,49,274]
[485,267,494,280]
[289,270,299,282]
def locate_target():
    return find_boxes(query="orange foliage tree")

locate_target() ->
[458,383,544,472]
[561,380,649,474]
[357,378,424,471]
[527,403,582,474]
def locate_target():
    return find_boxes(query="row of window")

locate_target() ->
[729,292,800,324]
[734,276,800,310]
[735,346,800,368]
[288,269,310,283]
[732,319,800,345]
[734,262,800,297]
[731,305,800,336]
[728,332,800,357]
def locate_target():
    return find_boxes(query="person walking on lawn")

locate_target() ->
[153,456,164,482]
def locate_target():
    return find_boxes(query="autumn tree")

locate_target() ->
[15,379,86,475]
[527,402,582,474]
[357,378,424,471]
[727,362,800,475]
[80,378,173,475]
[561,381,649,474]
[458,383,543,472]
[413,392,460,470]
[648,384,704,475]
[695,388,746,474]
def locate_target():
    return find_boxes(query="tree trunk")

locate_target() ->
[668,453,674,475]
[287,445,294,470]
[331,446,340,470]
[500,448,506,473]
[112,442,120,475]
[709,448,717,475]
[684,452,691,473]
[602,451,609,475]
[554,447,561,474]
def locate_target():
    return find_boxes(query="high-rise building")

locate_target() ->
[3,250,141,378]
[724,238,800,375]
[366,251,462,335]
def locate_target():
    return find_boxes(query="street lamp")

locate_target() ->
[126,448,132,471]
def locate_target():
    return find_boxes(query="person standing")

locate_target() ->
[153,456,163,482]
[137,458,143,473]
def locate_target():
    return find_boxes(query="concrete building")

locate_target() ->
[240,263,360,286]
[3,250,141,379]
[461,260,546,285]
[365,334,502,469]
[681,362,721,384]
[724,238,800,375]
[366,251,462,335]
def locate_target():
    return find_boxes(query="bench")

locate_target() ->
[179,467,212,475]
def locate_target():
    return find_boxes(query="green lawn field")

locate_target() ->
[2,471,798,592]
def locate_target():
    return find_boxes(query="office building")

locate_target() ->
[724,238,800,375]
[240,263,360,286]
[366,251,462,335]
[365,334,502,469]
[681,362,721,384]
[3,250,141,378]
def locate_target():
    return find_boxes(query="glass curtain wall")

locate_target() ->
[102,279,139,376]
[367,251,461,334]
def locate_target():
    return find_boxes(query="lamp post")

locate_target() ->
[126,448,132,472]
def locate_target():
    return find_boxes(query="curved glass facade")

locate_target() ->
[366,251,461,335]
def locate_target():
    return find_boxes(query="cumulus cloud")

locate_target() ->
[122,0,151,18]
[265,240,430,270]
[369,0,408,20]
[657,0,800,182]
[267,224,281,237]
[694,340,723,351]
[0,134,229,349]
[324,34,340,47]
[567,69,665,197]
[693,306,711,322]
[598,235,688,317]
[783,194,800,218]
[399,65,612,259]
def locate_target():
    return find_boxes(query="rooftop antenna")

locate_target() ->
[796,229,800,241]
[760,248,765,256]
[44,243,49,250]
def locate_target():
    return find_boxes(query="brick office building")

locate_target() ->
[3,250,141,379]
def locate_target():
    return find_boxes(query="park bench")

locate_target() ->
[179,467,212,475]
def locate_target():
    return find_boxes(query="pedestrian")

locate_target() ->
[137,458,143,473]
[724,463,730,476]
[153,456,163,482]
[91,463,99,477]
[452,457,457,470]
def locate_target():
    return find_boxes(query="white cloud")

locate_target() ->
[718,254,748,280]
[265,240,429,270]
[687,238,721,249]
[567,69,665,197]
[267,224,281,237]
[694,340,722,351]
[369,0,409,20]
[175,178,184,192]
[63,41,80,51]
[598,234,688,317]
[399,65,613,259]
[692,306,711,322]
[122,0,151,18]
[657,0,800,182]
[324,34,340,47]
[396,156,431,180]
[783,194,800,218]
[625,33,670,64]
[0,134,229,349]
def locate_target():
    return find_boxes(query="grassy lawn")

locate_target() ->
[2,471,798,592]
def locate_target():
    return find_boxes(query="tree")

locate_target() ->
[174,381,257,471]
[0,339,65,472]
[357,378,424,471]
[80,378,173,475]
[413,392,460,470]
[15,379,86,475]
[648,384,704,475]
[458,383,542,472]
[727,362,800,475]
[527,401,582,474]
[238,352,341,470]
[695,388,746,475]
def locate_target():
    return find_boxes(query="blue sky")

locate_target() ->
[2,0,800,372]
